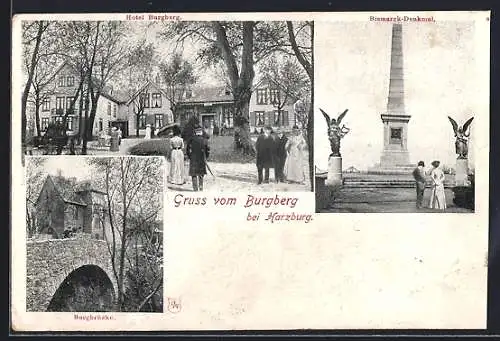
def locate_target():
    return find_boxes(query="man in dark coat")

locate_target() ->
[412,161,427,209]
[255,126,276,184]
[273,128,288,183]
[187,126,210,191]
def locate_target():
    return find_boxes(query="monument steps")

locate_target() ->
[343,178,454,189]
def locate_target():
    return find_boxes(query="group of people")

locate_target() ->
[167,123,308,191]
[255,126,307,185]
[412,160,447,210]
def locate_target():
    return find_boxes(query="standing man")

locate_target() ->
[187,126,210,191]
[412,161,427,209]
[273,128,288,183]
[255,126,275,184]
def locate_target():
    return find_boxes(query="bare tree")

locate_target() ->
[159,21,291,155]
[259,55,309,127]
[113,40,156,137]
[25,157,47,238]
[87,157,163,312]
[22,21,51,154]
[287,21,314,191]
[159,53,197,123]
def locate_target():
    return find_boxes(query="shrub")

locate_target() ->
[127,139,171,156]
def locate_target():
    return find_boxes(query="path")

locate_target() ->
[166,161,311,193]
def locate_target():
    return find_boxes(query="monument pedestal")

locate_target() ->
[326,156,342,187]
[455,158,469,186]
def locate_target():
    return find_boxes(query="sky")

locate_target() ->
[314,20,487,171]
[33,156,94,180]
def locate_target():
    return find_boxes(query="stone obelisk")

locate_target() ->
[370,23,413,174]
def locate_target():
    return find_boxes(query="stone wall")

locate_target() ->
[26,235,117,312]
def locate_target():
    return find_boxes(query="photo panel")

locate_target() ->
[314,16,489,214]
[24,156,165,313]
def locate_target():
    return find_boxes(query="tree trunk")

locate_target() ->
[34,97,41,138]
[136,112,140,137]
[22,21,46,154]
[77,86,84,145]
[233,90,255,155]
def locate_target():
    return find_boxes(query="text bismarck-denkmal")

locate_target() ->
[370,15,436,23]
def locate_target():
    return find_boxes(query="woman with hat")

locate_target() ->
[169,125,185,185]
[284,127,307,184]
[428,160,447,210]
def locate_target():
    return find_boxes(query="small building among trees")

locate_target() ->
[34,174,109,239]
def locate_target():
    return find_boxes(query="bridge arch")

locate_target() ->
[26,236,118,312]
[47,264,115,312]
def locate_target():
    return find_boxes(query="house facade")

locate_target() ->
[35,175,110,240]
[27,65,303,141]
[124,81,174,136]
[33,62,128,138]
[248,81,298,132]
[174,83,298,135]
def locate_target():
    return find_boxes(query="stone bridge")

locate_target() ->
[26,235,118,312]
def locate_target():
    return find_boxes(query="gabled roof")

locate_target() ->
[126,81,169,105]
[46,175,88,206]
[47,61,127,104]
[37,175,107,207]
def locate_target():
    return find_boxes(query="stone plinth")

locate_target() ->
[455,158,469,186]
[326,156,342,187]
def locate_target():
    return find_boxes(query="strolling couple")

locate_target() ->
[412,160,447,210]
[169,125,210,192]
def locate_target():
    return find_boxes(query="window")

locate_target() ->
[255,111,265,126]
[113,104,117,118]
[155,114,163,128]
[107,103,111,116]
[269,89,280,105]
[140,93,150,108]
[58,76,65,87]
[74,207,78,219]
[65,97,74,111]
[41,118,49,131]
[42,98,50,111]
[56,97,65,110]
[274,111,281,126]
[223,108,234,128]
[66,117,73,130]
[256,89,268,105]
[99,119,103,131]
[54,116,64,125]
[138,114,146,129]
[66,76,75,87]
[152,93,162,108]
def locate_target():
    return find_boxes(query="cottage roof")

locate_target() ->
[177,86,233,104]
[48,175,88,206]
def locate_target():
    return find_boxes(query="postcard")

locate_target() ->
[11,11,490,331]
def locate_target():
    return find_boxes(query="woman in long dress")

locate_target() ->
[284,128,307,184]
[428,160,447,210]
[169,127,185,185]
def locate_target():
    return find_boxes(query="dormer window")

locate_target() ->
[185,89,193,98]
[66,76,75,87]
[58,76,65,87]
